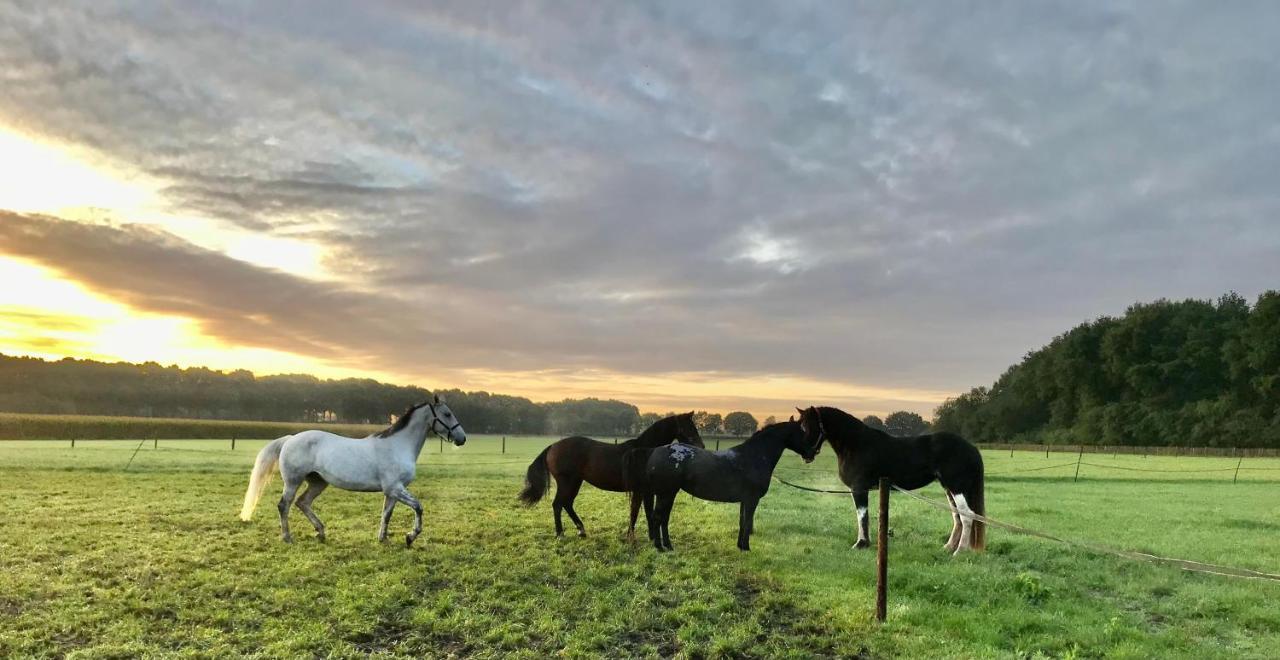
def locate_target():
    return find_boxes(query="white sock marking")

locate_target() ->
[953,493,974,551]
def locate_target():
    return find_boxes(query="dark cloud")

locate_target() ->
[2,2,1280,411]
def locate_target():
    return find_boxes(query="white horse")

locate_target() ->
[239,395,466,547]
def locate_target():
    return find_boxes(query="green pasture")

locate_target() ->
[1,437,1278,658]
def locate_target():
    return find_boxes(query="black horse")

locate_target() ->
[797,406,985,554]
[632,420,818,552]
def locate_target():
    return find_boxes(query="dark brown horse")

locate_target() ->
[518,412,702,538]
[797,405,986,554]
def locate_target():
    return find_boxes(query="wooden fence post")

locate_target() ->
[231,437,236,450]
[1045,445,1049,459]
[502,436,506,454]
[716,437,721,451]
[1073,445,1084,482]
[71,437,76,448]
[153,437,158,449]
[875,478,889,623]
[440,435,444,453]
[1233,455,1243,484]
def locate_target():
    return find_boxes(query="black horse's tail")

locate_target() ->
[518,446,552,506]
[622,447,653,493]
[970,463,986,551]
[967,450,988,555]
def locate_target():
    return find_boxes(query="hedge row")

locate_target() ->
[0,412,380,440]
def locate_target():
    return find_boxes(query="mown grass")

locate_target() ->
[1,438,1278,658]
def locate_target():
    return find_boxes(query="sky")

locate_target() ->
[1,2,1279,420]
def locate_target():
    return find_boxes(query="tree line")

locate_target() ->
[932,291,1280,448]
[0,354,639,435]
[0,353,939,438]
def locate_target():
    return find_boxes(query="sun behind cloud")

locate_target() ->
[0,256,366,379]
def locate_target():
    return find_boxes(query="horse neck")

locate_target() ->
[388,411,432,458]
[734,428,789,472]
[633,419,675,447]
[822,408,867,455]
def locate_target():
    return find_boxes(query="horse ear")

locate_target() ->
[789,414,795,422]
[433,394,442,405]
[796,406,804,414]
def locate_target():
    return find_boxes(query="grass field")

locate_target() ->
[2,437,1279,659]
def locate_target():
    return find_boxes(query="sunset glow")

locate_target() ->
[3,2,1277,423]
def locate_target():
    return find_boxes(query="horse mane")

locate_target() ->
[747,419,801,443]
[633,414,677,444]
[817,406,878,450]
[373,400,430,439]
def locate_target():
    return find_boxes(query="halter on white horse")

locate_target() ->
[239,394,466,547]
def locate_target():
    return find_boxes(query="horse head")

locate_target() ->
[427,394,467,446]
[674,411,705,448]
[796,406,827,458]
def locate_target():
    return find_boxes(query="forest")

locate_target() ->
[0,354,637,435]
[933,291,1280,448]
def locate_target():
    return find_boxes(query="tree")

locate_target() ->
[762,415,778,426]
[862,414,888,432]
[723,411,758,436]
[693,411,722,435]
[884,411,929,437]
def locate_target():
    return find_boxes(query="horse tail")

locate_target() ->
[622,447,654,493]
[970,466,986,551]
[239,435,289,521]
[518,446,552,506]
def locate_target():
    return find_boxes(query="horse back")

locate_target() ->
[546,435,629,491]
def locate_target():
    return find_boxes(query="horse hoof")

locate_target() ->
[316,533,326,543]
[853,539,871,549]
[405,534,415,548]
[577,530,587,538]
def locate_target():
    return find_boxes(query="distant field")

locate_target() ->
[0,411,382,441]
[1,437,1279,658]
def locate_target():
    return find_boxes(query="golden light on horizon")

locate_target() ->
[0,256,365,379]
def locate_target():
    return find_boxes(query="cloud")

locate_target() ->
[2,2,1280,414]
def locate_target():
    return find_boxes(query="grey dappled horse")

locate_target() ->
[239,396,465,547]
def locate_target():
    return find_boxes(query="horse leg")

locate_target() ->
[653,491,676,551]
[643,492,657,543]
[852,490,871,549]
[276,477,303,544]
[737,498,759,551]
[943,491,962,552]
[294,474,329,542]
[378,495,396,542]
[952,492,975,555]
[554,475,586,537]
[388,485,424,548]
[627,491,643,543]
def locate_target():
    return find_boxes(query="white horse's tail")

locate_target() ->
[239,436,290,521]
